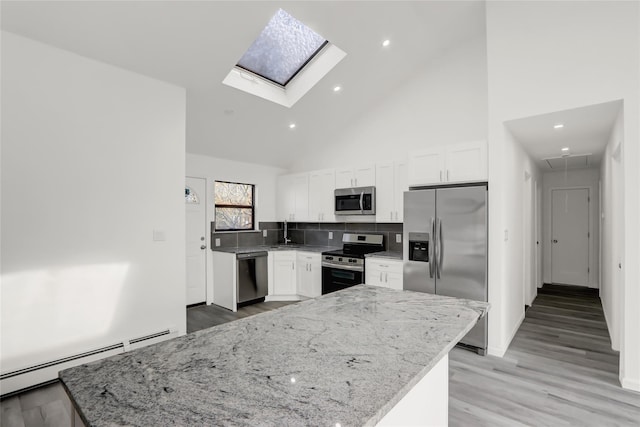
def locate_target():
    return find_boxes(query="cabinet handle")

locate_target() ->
[395,211,398,221]
[390,212,393,220]
[379,272,383,282]
[292,262,294,270]
[385,272,388,283]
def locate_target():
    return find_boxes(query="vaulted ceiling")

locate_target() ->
[1,1,486,169]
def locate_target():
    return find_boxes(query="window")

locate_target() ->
[214,181,255,231]
[235,8,328,87]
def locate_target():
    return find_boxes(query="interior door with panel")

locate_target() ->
[551,188,589,286]
[185,177,207,305]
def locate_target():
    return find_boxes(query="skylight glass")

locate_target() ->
[236,9,328,86]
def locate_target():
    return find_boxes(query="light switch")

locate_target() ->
[329,231,334,240]
[396,234,402,243]
[215,238,221,247]
[153,229,166,241]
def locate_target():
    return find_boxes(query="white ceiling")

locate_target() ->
[504,100,622,171]
[1,1,486,169]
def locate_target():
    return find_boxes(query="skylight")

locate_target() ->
[236,9,328,86]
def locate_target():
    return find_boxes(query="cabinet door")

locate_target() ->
[297,253,321,297]
[445,140,487,183]
[273,255,297,296]
[276,175,295,221]
[408,147,445,186]
[375,163,395,222]
[292,173,309,222]
[354,165,376,187]
[385,271,404,290]
[308,169,335,222]
[394,161,408,222]
[335,168,355,189]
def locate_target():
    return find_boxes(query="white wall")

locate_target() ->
[185,152,284,304]
[289,34,488,171]
[541,168,601,287]
[600,108,624,351]
[485,1,639,389]
[1,32,187,392]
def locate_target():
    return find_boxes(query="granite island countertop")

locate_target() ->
[60,285,489,427]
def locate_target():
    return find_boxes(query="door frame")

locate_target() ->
[186,176,208,304]
[550,186,591,286]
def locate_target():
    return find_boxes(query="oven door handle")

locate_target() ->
[322,262,364,272]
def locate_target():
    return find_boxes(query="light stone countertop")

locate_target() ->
[60,285,489,427]
[365,251,403,260]
[212,244,339,254]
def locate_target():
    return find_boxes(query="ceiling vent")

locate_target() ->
[542,154,592,170]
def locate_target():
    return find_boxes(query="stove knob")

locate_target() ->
[338,258,343,262]
[326,256,333,260]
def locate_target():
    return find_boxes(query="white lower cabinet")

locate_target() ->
[269,251,297,297]
[296,252,322,298]
[365,258,403,290]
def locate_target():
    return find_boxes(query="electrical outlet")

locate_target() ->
[153,229,166,241]
[396,234,402,243]
[263,230,268,237]
[329,231,334,240]
[215,238,221,247]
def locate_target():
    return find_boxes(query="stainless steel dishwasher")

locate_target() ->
[236,251,268,305]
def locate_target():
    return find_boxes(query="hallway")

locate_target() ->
[449,283,640,426]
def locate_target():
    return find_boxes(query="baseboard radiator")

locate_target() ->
[0,328,176,397]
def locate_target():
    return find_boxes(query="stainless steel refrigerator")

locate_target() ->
[403,184,488,354]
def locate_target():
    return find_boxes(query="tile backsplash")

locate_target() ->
[211,221,403,253]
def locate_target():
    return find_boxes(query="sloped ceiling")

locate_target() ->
[1,1,486,169]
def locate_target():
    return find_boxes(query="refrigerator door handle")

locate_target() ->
[429,217,435,278]
[438,218,444,274]
[435,218,441,279]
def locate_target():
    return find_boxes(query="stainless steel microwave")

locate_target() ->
[334,186,376,215]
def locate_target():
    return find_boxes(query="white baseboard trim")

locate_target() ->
[621,375,640,392]
[488,311,526,358]
[265,295,302,302]
[601,302,620,351]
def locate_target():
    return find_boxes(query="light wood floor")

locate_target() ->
[3,287,639,426]
[449,284,640,426]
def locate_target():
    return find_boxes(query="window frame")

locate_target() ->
[214,180,256,232]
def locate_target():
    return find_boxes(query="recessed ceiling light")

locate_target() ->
[553,123,564,129]
[333,85,342,92]
[561,147,570,152]
[289,123,296,129]
[382,39,391,47]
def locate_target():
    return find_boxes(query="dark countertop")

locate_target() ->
[60,285,488,427]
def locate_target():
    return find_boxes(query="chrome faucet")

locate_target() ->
[284,220,292,245]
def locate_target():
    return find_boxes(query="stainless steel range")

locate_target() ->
[321,233,384,294]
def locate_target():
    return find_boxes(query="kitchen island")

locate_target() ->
[60,285,488,426]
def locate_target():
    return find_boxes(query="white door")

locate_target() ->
[551,188,589,286]
[186,177,207,305]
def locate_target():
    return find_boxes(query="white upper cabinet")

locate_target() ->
[445,140,487,183]
[375,161,407,223]
[277,173,309,221]
[335,164,375,188]
[408,140,487,186]
[308,169,335,222]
